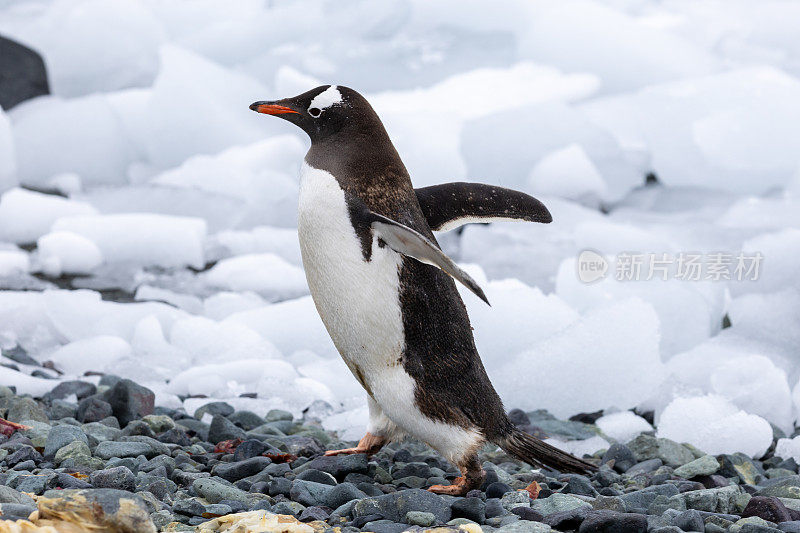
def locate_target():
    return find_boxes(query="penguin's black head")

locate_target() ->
[250,85,378,143]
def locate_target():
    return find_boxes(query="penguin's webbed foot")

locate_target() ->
[324,431,386,457]
[428,458,485,496]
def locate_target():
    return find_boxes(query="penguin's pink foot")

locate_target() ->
[428,456,485,496]
[324,432,386,457]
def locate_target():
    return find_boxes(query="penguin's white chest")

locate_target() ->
[297,162,406,386]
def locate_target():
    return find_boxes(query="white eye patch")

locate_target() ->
[309,85,343,114]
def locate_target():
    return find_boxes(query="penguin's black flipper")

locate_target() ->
[415,182,552,232]
[371,214,490,306]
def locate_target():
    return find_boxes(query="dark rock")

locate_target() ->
[94,440,152,459]
[299,505,329,522]
[485,498,506,519]
[352,488,451,524]
[618,485,679,514]
[175,419,209,441]
[268,478,292,497]
[299,453,369,479]
[672,509,704,532]
[157,427,191,446]
[511,506,545,521]
[48,472,92,490]
[12,459,36,471]
[743,496,793,523]
[362,520,410,533]
[324,482,367,509]
[0,36,49,110]
[602,443,636,473]
[101,379,155,426]
[544,505,589,528]
[76,397,113,423]
[297,468,337,486]
[194,402,235,419]
[570,410,605,424]
[212,456,271,482]
[233,439,268,461]
[578,510,648,533]
[208,414,246,444]
[2,346,37,366]
[6,397,47,423]
[290,479,333,507]
[508,409,531,426]
[392,462,432,479]
[46,381,97,402]
[227,411,265,431]
[486,482,513,498]
[6,445,41,466]
[626,458,663,476]
[352,514,385,528]
[44,425,88,458]
[562,474,598,497]
[90,466,136,492]
[451,497,486,523]
[278,435,324,457]
[0,502,36,520]
[120,420,156,438]
[173,498,206,517]
[779,522,800,532]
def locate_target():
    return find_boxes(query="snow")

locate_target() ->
[0,188,97,244]
[657,395,773,458]
[1,0,800,448]
[595,411,653,444]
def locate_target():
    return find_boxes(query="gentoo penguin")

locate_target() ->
[250,85,595,495]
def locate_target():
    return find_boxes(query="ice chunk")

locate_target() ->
[0,366,56,397]
[36,231,103,276]
[134,286,204,315]
[581,67,800,193]
[10,95,137,188]
[203,292,266,321]
[595,411,653,444]
[151,136,305,229]
[202,253,308,301]
[323,405,370,441]
[519,0,718,93]
[0,109,16,194]
[78,185,245,233]
[3,0,163,97]
[141,45,280,168]
[726,290,800,359]
[461,102,643,200]
[209,226,302,266]
[42,289,186,343]
[168,316,281,365]
[53,213,207,269]
[657,395,773,458]
[709,354,793,433]
[739,229,800,295]
[225,296,335,358]
[547,436,610,458]
[776,436,800,464]
[527,144,607,202]
[46,335,132,375]
[0,249,29,277]
[491,298,666,418]
[556,257,727,356]
[463,277,579,365]
[0,188,97,244]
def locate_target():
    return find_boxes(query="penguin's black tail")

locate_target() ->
[495,428,598,474]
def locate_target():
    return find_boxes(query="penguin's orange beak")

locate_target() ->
[249,102,299,115]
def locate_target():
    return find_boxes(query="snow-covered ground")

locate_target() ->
[1,0,800,459]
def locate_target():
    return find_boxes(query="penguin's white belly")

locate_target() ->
[297,163,482,461]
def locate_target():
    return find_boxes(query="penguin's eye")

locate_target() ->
[308,107,321,118]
